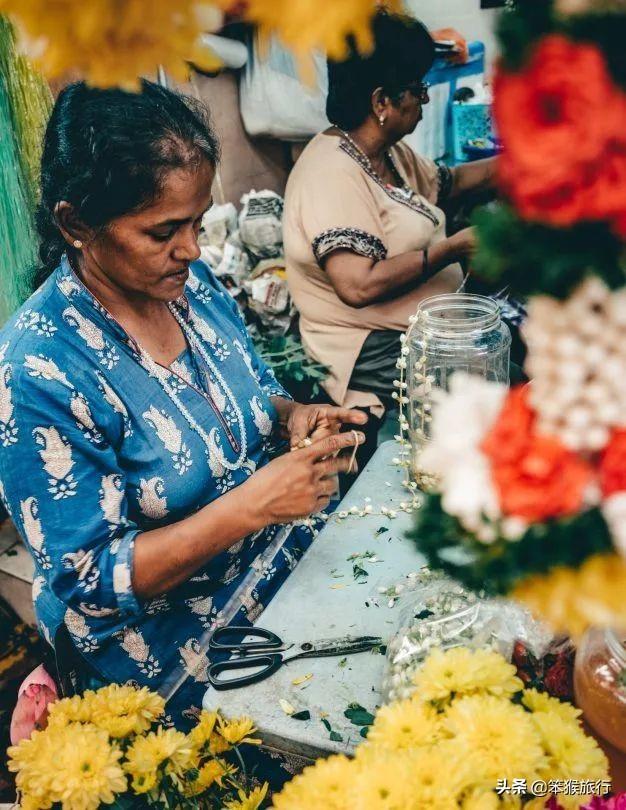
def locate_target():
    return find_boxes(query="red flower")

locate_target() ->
[543,654,574,700]
[495,34,626,235]
[599,428,626,497]
[481,386,592,522]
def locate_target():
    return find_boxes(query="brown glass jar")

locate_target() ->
[574,627,626,753]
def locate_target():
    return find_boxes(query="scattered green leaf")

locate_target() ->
[360,726,370,738]
[344,703,375,727]
[338,657,348,668]
[321,717,344,742]
[352,563,368,582]
[291,710,311,721]
[375,526,389,536]
[6,548,17,557]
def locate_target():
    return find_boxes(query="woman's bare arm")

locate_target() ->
[449,157,497,199]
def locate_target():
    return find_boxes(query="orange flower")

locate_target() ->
[481,386,533,465]
[495,34,626,235]
[481,387,592,522]
[599,428,626,497]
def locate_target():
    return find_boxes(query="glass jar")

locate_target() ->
[574,627,626,754]
[407,293,511,479]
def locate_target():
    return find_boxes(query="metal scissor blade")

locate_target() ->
[283,635,383,663]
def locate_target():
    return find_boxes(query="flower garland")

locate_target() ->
[8,683,266,810]
[408,0,626,637]
[272,646,610,809]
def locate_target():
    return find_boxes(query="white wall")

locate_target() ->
[404,0,501,66]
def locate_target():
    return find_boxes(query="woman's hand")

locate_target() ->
[242,431,365,524]
[284,402,369,448]
[448,227,477,261]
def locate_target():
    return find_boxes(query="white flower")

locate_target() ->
[420,374,507,531]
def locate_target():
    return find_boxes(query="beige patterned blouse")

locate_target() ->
[284,130,463,414]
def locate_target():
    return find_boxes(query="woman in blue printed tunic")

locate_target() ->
[0,81,366,732]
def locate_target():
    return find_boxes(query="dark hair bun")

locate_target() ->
[327,10,435,130]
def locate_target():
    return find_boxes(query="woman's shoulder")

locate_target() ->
[285,131,365,203]
[0,275,62,362]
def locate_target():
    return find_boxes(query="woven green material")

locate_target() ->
[0,16,52,323]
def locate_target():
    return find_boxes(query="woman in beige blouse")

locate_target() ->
[284,10,496,457]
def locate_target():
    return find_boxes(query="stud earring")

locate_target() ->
[379,115,385,126]
[72,239,83,249]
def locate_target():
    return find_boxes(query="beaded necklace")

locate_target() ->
[133,301,248,472]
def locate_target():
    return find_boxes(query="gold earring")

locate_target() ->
[379,115,385,126]
[72,239,83,249]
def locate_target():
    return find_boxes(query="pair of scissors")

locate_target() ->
[207,626,383,690]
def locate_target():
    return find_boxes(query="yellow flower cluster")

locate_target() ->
[513,553,626,638]
[0,0,223,89]
[8,722,126,810]
[1,0,403,88]
[8,684,266,810]
[272,647,609,810]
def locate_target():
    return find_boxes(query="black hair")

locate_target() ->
[326,10,435,130]
[35,79,219,288]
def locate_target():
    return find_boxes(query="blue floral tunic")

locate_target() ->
[0,257,320,714]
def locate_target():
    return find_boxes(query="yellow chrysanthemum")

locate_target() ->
[443,695,546,787]
[46,691,97,728]
[522,689,582,725]
[188,710,223,754]
[224,783,269,810]
[88,684,165,738]
[512,553,626,638]
[216,715,261,747]
[362,698,441,752]
[351,748,463,810]
[184,757,235,797]
[0,0,223,89]
[412,647,523,706]
[9,722,126,810]
[272,754,355,810]
[530,711,609,808]
[123,726,194,794]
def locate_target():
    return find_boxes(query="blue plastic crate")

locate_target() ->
[450,102,494,163]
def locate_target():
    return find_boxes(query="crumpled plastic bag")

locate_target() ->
[199,202,238,251]
[244,258,293,334]
[239,189,284,260]
[381,569,554,703]
[214,230,252,288]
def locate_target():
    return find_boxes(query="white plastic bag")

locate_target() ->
[238,190,284,260]
[199,202,238,250]
[239,35,329,140]
[381,570,554,703]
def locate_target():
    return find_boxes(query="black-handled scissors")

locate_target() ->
[207,625,383,690]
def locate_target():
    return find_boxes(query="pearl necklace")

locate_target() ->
[136,301,248,472]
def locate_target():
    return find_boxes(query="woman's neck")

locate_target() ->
[73,256,167,326]
[343,119,395,163]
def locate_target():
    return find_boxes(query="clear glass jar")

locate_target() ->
[408,293,511,479]
[574,627,626,754]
